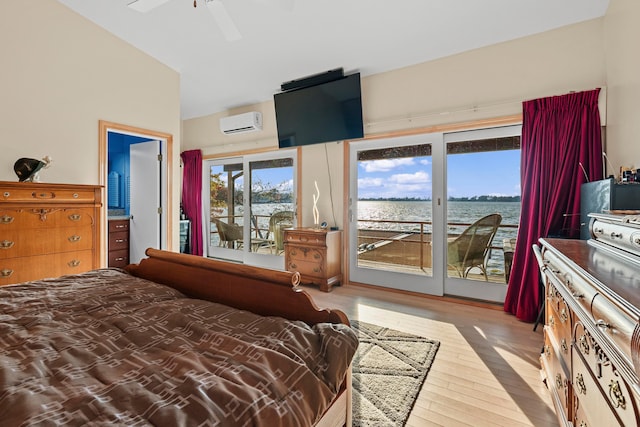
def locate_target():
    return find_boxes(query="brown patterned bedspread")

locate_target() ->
[0,269,358,426]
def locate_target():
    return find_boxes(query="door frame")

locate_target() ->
[98,120,173,267]
[343,115,522,293]
[203,148,298,270]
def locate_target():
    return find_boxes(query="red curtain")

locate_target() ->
[504,89,603,322]
[180,149,203,256]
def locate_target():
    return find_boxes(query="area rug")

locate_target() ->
[350,320,440,427]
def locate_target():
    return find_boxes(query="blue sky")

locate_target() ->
[212,149,521,200]
[358,150,521,199]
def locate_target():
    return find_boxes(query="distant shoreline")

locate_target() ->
[359,197,521,202]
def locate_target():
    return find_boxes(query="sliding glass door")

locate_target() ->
[205,150,297,269]
[349,133,445,295]
[349,125,521,302]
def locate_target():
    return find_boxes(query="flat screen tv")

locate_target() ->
[274,73,364,148]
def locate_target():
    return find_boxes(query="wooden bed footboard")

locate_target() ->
[125,248,350,326]
[126,249,353,427]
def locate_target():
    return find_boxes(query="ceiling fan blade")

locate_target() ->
[205,0,242,42]
[127,0,171,13]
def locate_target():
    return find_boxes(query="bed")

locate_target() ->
[0,249,358,426]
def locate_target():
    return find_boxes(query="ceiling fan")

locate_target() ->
[127,0,242,42]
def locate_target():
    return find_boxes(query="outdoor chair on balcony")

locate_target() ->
[213,218,243,249]
[447,213,502,280]
[267,211,294,254]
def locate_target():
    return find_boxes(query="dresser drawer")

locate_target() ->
[542,331,572,420]
[109,231,129,251]
[573,321,640,426]
[0,250,94,286]
[0,225,94,259]
[108,249,130,268]
[0,187,97,203]
[0,208,95,229]
[572,347,623,427]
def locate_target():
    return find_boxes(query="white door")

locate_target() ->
[129,140,161,263]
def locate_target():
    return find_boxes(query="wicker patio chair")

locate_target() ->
[213,218,243,248]
[447,213,502,280]
[268,211,294,254]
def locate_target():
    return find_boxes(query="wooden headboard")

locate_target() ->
[125,248,349,326]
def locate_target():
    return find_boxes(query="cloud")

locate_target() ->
[360,158,415,172]
[358,177,385,188]
[389,171,430,184]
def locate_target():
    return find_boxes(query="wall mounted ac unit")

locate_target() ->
[219,112,263,135]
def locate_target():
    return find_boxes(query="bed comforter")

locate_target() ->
[0,269,358,426]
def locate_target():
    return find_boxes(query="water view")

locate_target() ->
[357,200,520,276]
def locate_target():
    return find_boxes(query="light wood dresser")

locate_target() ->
[0,181,102,286]
[283,228,342,292]
[535,213,640,426]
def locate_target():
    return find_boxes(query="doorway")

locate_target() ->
[98,121,173,266]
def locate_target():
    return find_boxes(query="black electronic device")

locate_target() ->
[280,68,344,92]
[274,72,364,148]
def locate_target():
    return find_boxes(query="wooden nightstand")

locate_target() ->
[283,228,342,292]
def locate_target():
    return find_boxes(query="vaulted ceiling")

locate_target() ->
[57,0,609,119]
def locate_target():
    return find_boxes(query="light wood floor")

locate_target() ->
[304,283,557,427]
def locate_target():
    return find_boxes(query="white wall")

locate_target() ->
[183,18,607,228]
[603,0,640,175]
[0,1,181,253]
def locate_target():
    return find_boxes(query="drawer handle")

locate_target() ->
[609,380,626,409]
[555,374,563,390]
[0,215,14,224]
[3,192,9,198]
[544,345,551,358]
[72,193,79,198]
[1,268,13,277]
[33,192,55,199]
[68,214,82,221]
[115,257,126,262]
[560,338,568,354]
[548,316,555,328]
[115,239,126,243]
[559,308,568,323]
[579,334,590,355]
[290,263,297,269]
[596,319,610,330]
[68,235,81,243]
[313,267,320,273]
[115,224,126,229]
[575,373,587,395]
[68,259,81,268]
[594,227,604,234]
[0,240,15,249]
[611,232,623,239]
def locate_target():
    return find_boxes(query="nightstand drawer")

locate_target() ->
[108,249,130,268]
[109,231,129,251]
[287,258,325,278]
[284,230,327,246]
[109,219,130,232]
